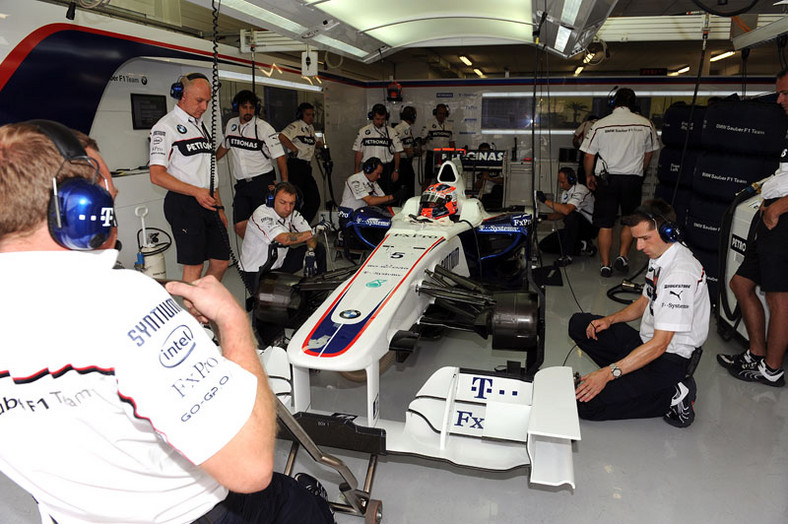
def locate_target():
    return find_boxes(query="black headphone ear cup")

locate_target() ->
[170,80,184,100]
[49,178,115,250]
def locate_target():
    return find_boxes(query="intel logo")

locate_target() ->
[159,325,196,367]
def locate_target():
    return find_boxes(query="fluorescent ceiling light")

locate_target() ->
[222,0,307,34]
[582,52,594,64]
[474,68,485,78]
[561,0,583,25]
[311,34,368,58]
[675,66,690,74]
[218,70,322,93]
[710,50,735,62]
[459,55,473,66]
[573,66,584,77]
[482,89,769,97]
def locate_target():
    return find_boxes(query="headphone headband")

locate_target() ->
[634,203,681,243]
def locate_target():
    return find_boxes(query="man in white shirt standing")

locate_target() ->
[280,102,323,224]
[150,72,229,283]
[580,88,660,278]
[537,166,597,266]
[393,105,418,200]
[420,103,455,184]
[353,103,403,195]
[216,90,288,238]
[570,199,709,428]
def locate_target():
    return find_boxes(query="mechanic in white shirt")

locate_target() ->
[537,166,597,266]
[580,88,660,278]
[719,68,788,388]
[149,72,229,283]
[420,103,455,183]
[353,103,403,195]
[216,90,287,238]
[393,105,418,200]
[0,120,333,524]
[339,157,403,224]
[569,199,709,428]
[279,102,323,224]
[241,182,326,285]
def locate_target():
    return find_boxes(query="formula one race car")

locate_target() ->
[254,160,580,491]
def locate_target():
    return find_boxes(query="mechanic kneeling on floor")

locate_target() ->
[240,182,326,285]
[569,199,709,428]
[537,166,597,267]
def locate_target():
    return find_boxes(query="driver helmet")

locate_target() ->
[419,183,458,219]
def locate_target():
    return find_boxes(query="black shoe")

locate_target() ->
[600,265,612,278]
[294,473,335,522]
[613,256,629,273]
[716,349,761,370]
[728,359,785,387]
[664,377,696,428]
[580,241,597,257]
[555,255,572,267]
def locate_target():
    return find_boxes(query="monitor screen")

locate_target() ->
[130,93,167,130]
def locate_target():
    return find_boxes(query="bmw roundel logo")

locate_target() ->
[365,129,370,135]
[141,76,148,85]
[231,124,238,131]
[176,124,187,134]
[339,309,361,319]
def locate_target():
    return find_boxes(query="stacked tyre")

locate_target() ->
[684,99,785,304]
[656,102,705,227]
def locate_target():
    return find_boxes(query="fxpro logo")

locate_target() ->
[159,325,196,368]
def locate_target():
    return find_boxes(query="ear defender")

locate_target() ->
[433,104,450,117]
[367,104,390,120]
[48,177,115,250]
[170,72,209,100]
[231,90,262,115]
[636,205,682,243]
[24,119,116,251]
[363,157,382,174]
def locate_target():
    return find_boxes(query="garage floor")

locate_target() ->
[3,228,787,524]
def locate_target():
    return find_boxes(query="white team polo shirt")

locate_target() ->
[640,242,710,359]
[280,119,318,161]
[761,145,788,199]
[580,107,660,177]
[394,121,414,153]
[420,117,454,149]
[561,183,595,222]
[150,105,215,188]
[241,204,311,272]
[222,116,284,180]
[340,171,385,211]
[0,249,258,524]
[352,122,403,164]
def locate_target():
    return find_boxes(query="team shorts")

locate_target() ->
[163,192,230,266]
[735,199,788,292]
[592,174,643,228]
[233,171,275,224]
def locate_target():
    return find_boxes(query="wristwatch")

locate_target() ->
[610,363,622,379]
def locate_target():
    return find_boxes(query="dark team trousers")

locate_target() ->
[192,472,333,524]
[395,157,416,199]
[233,172,276,225]
[241,243,328,290]
[538,211,598,255]
[287,158,320,224]
[378,161,396,195]
[568,313,688,421]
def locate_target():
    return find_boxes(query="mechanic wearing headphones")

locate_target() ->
[420,103,455,183]
[150,73,229,283]
[340,157,404,220]
[240,182,326,283]
[537,166,597,267]
[279,102,323,224]
[0,121,333,524]
[580,88,660,278]
[353,103,403,195]
[569,199,709,427]
[393,105,419,200]
[216,90,288,239]
[718,68,788,388]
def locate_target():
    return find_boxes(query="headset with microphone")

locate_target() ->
[27,120,116,250]
[362,157,383,175]
[265,181,303,210]
[433,103,450,117]
[560,166,577,185]
[170,72,209,100]
[367,103,390,121]
[231,90,262,116]
[296,102,314,121]
[634,203,682,243]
